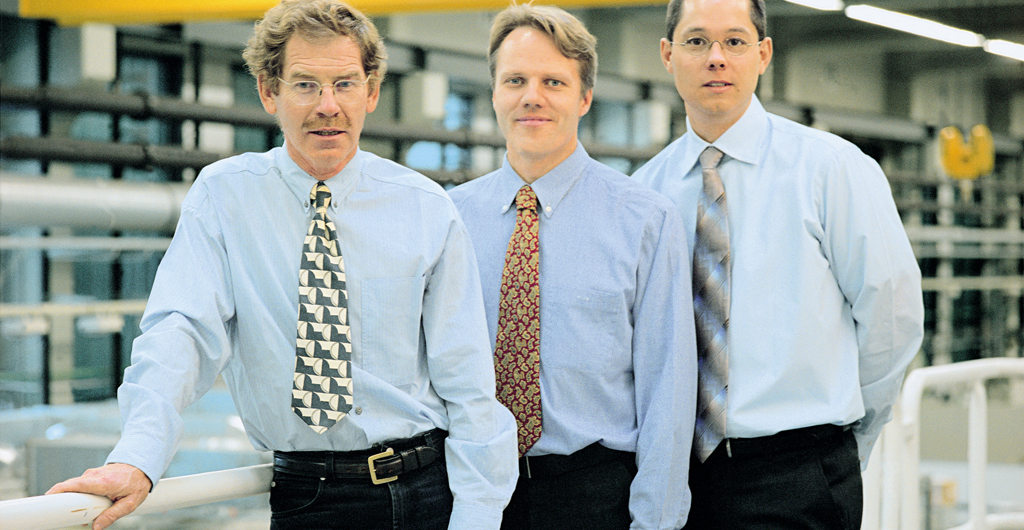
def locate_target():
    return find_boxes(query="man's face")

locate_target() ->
[492,26,592,181]
[660,0,772,140]
[258,34,379,180]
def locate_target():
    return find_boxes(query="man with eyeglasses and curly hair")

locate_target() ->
[47,2,518,529]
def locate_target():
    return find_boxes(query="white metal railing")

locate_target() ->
[0,464,271,530]
[2,358,1022,530]
[869,357,1024,530]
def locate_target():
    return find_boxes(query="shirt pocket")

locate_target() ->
[360,276,426,388]
[542,287,627,374]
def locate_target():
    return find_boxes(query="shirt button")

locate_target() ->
[355,406,363,415]
[545,206,552,213]
[501,205,509,213]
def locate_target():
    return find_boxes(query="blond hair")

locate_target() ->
[488,4,597,95]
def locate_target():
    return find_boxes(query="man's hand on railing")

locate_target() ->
[45,463,152,530]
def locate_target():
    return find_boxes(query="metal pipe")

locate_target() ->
[0,236,172,252]
[0,136,224,171]
[0,84,664,160]
[0,299,148,318]
[0,173,189,232]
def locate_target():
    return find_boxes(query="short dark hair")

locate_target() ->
[665,0,767,41]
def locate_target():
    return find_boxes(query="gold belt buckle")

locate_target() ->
[368,448,397,485]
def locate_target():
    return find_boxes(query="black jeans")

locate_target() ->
[269,450,453,530]
[501,444,637,530]
[683,425,863,530]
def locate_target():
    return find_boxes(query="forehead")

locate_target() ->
[678,0,755,34]
[495,27,579,75]
[282,33,365,75]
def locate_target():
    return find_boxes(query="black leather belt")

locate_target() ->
[716,424,848,460]
[520,442,634,479]
[274,428,446,485]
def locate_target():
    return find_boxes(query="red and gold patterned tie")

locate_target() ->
[495,185,542,457]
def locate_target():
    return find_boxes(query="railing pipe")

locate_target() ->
[899,358,1024,530]
[880,407,902,530]
[0,464,272,530]
[968,379,988,530]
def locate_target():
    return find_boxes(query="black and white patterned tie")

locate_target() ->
[693,146,729,462]
[292,182,353,434]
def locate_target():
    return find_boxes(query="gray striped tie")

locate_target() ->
[693,146,729,462]
[292,182,353,434]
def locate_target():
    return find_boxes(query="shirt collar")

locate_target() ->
[497,142,589,219]
[681,95,768,172]
[276,144,363,214]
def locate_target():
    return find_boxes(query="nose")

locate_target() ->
[706,41,727,69]
[521,79,543,107]
[316,85,342,115]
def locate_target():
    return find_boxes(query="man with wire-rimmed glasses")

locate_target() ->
[633,0,923,528]
[46,1,518,529]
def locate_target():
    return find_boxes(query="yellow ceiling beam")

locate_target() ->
[20,0,661,26]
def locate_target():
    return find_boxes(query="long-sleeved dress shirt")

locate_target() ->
[448,144,697,530]
[105,146,518,529]
[632,96,924,466]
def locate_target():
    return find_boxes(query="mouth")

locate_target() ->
[309,129,344,137]
[516,118,552,128]
[704,81,731,88]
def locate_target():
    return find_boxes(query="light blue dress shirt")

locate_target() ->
[449,144,697,530]
[633,96,924,466]
[106,146,518,529]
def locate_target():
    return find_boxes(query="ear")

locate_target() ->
[365,74,381,114]
[660,38,674,74]
[758,37,774,75]
[579,88,593,117]
[257,75,277,115]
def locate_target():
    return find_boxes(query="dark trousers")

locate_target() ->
[269,448,452,530]
[683,425,862,530]
[501,443,637,530]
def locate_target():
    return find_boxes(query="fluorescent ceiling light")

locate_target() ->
[984,39,1024,62]
[845,4,983,47]
[785,0,844,10]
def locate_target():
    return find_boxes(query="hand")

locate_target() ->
[46,463,153,530]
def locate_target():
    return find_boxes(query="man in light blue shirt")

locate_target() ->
[449,5,696,530]
[633,0,924,528]
[47,2,517,529]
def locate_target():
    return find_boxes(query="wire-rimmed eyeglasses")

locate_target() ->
[277,76,374,105]
[668,37,762,57]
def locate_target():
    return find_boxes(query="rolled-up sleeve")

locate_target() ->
[106,184,235,485]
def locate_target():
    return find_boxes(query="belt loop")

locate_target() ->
[324,451,334,480]
[726,439,732,458]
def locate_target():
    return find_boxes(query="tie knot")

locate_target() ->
[699,146,724,170]
[515,185,538,212]
[311,182,332,211]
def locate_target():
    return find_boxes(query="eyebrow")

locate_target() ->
[285,70,364,81]
[683,26,753,35]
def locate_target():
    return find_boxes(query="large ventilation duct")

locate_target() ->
[0,173,190,232]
